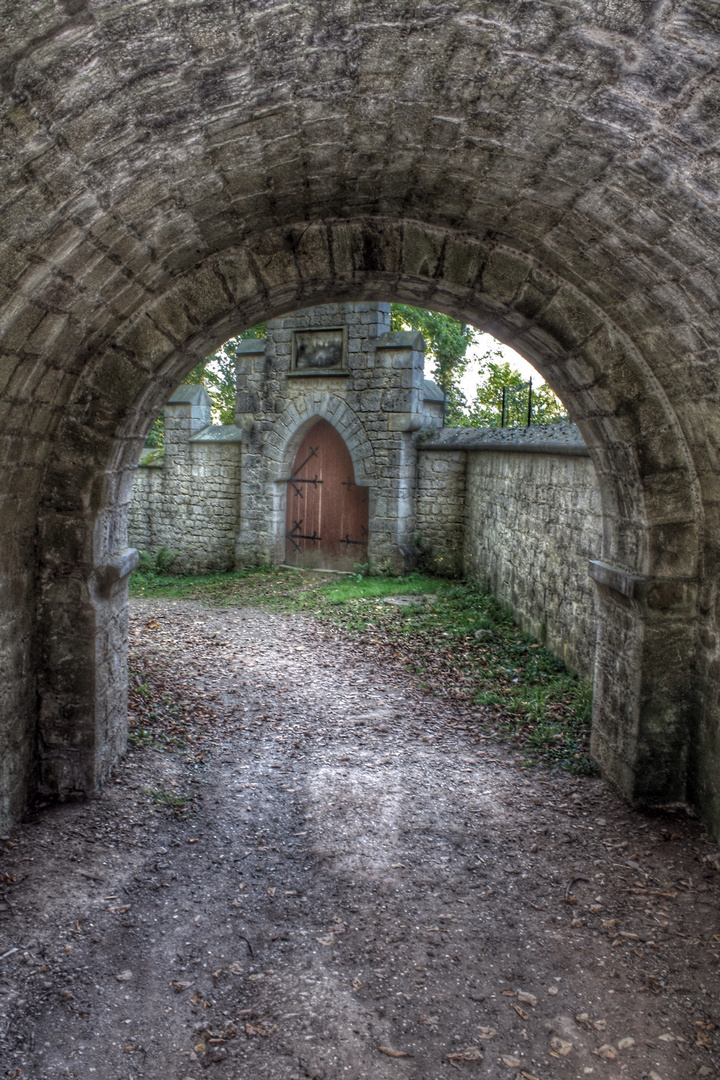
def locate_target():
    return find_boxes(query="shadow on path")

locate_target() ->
[0,600,718,1079]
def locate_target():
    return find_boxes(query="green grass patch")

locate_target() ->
[129,564,595,775]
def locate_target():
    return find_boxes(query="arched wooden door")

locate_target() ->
[285,419,369,571]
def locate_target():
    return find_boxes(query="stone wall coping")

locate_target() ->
[189,424,245,444]
[423,379,445,402]
[167,385,212,407]
[376,330,425,351]
[419,420,589,456]
[94,548,140,597]
[588,560,697,614]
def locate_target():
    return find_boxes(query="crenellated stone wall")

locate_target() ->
[129,386,243,573]
[130,303,443,576]
[234,303,432,572]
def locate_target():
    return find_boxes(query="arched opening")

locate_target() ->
[28,225,703,832]
[0,0,718,846]
[284,418,369,571]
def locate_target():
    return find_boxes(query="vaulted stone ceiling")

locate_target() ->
[2,2,719,382]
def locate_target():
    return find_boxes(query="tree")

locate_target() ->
[182,322,267,425]
[144,308,566,446]
[464,351,566,428]
[390,304,477,424]
[145,323,267,445]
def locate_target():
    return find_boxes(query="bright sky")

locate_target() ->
[424,331,544,401]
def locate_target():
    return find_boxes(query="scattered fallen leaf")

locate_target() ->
[658,1033,675,1042]
[108,905,131,914]
[550,1037,572,1056]
[228,962,243,975]
[115,970,133,982]
[520,1073,540,1080]
[517,991,537,1007]
[513,1004,530,1020]
[316,934,335,946]
[501,990,516,997]
[447,1047,483,1063]
[593,1044,618,1060]
[378,1046,411,1058]
[267,887,276,898]
[617,1037,635,1049]
[245,1020,276,1037]
[419,1014,439,1029]
[477,1026,497,1040]
[500,1055,521,1067]
[170,980,192,992]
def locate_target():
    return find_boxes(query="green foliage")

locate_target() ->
[135,547,178,577]
[391,304,477,424]
[145,413,165,447]
[461,352,566,428]
[182,323,267,425]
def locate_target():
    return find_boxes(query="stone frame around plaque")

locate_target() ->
[289,325,349,376]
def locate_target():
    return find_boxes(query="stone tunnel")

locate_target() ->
[1,0,719,839]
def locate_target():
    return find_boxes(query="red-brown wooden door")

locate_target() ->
[285,419,369,571]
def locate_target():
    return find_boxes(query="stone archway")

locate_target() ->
[1,1,719,836]
[272,403,376,572]
[284,418,370,571]
[33,221,705,827]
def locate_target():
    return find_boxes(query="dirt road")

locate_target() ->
[0,600,718,1079]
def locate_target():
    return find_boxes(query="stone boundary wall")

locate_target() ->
[415,450,467,577]
[129,390,242,573]
[130,444,242,573]
[417,423,602,677]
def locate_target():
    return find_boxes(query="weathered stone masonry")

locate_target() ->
[417,425,602,679]
[130,386,243,573]
[2,0,720,837]
[130,305,601,680]
[131,303,442,575]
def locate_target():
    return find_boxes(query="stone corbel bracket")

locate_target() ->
[93,548,140,599]
[588,560,697,614]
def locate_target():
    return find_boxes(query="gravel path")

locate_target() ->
[0,599,718,1080]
